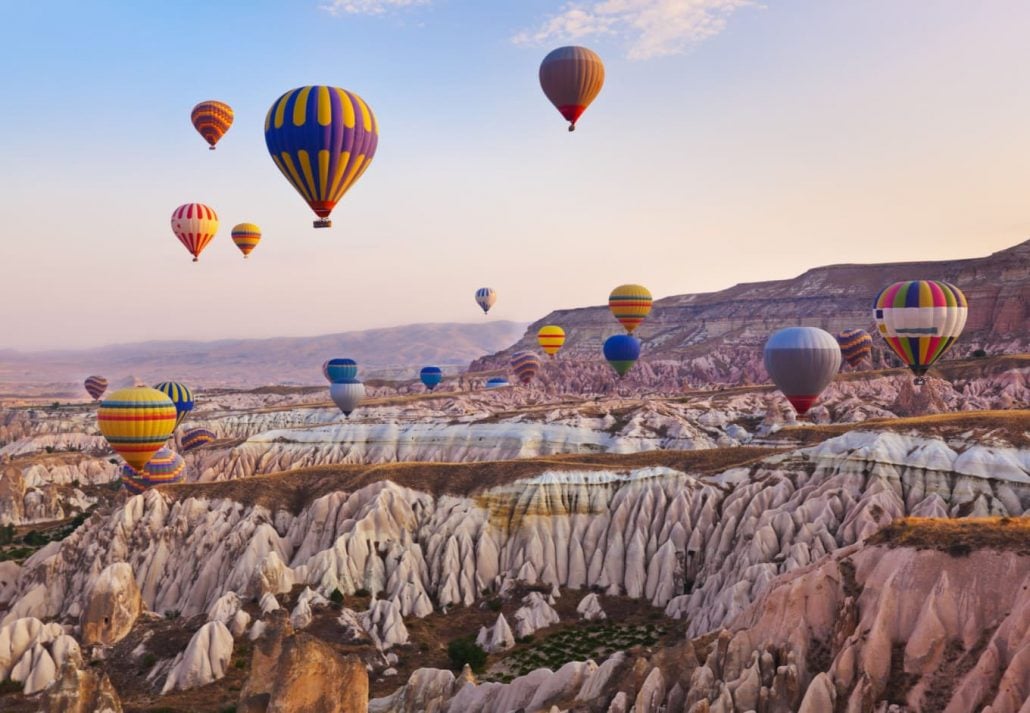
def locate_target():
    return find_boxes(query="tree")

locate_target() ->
[447,637,487,673]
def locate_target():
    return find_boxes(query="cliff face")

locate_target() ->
[471,240,1030,391]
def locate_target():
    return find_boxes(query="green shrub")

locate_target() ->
[447,637,487,673]
[487,598,502,612]
[972,348,988,358]
[354,588,371,598]
[164,609,180,620]
[142,653,157,669]
[329,589,344,605]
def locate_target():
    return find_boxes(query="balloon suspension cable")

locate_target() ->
[314,218,332,229]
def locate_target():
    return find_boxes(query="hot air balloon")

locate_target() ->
[231,223,261,259]
[84,376,108,401]
[420,366,443,391]
[603,335,641,377]
[191,101,233,150]
[836,329,873,369]
[153,382,194,429]
[181,428,216,452]
[97,387,178,472]
[330,380,365,417]
[539,46,605,132]
[873,280,968,384]
[486,377,510,390]
[510,351,541,385]
[121,447,187,494]
[763,327,842,416]
[171,203,219,262]
[475,288,497,315]
[265,86,379,229]
[324,358,358,383]
[608,284,652,334]
[537,325,566,357]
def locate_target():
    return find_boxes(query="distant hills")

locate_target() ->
[470,240,1030,392]
[0,321,527,394]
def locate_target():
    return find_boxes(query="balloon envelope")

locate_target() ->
[181,428,216,452]
[603,335,641,377]
[873,280,968,377]
[324,358,358,383]
[475,288,497,315]
[84,375,108,401]
[98,387,178,472]
[191,101,233,149]
[264,86,379,228]
[231,223,261,258]
[763,327,842,415]
[153,382,194,429]
[420,366,443,391]
[608,284,652,334]
[510,351,541,385]
[539,46,605,131]
[330,380,365,416]
[485,377,510,390]
[836,329,873,368]
[171,203,219,262]
[122,447,186,494]
[537,325,566,356]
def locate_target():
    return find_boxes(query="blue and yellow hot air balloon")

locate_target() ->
[265,86,379,229]
[510,351,541,385]
[122,447,187,494]
[420,366,443,391]
[836,329,873,369]
[97,387,178,473]
[609,285,652,334]
[181,428,216,452]
[873,280,968,383]
[154,382,194,429]
[603,335,641,377]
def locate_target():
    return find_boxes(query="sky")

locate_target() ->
[1,0,1028,350]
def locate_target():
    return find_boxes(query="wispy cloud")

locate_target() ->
[513,0,754,60]
[320,0,429,15]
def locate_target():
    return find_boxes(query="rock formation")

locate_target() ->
[81,562,142,646]
[161,620,234,693]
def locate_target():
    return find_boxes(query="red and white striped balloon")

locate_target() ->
[170,203,219,262]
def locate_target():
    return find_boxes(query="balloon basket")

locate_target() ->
[314,218,332,229]
[568,124,576,132]
[914,377,926,386]
[209,146,216,151]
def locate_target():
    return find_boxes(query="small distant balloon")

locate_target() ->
[836,329,873,368]
[330,380,365,417]
[485,377,511,390]
[420,366,443,391]
[537,325,566,357]
[539,46,605,132]
[603,334,641,378]
[171,203,219,262]
[191,100,233,150]
[121,447,187,494]
[510,351,541,385]
[608,284,652,334]
[84,376,108,401]
[873,280,968,382]
[181,428,216,452]
[475,288,497,315]
[97,387,178,473]
[324,358,358,384]
[231,223,261,259]
[763,327,842,416]
[153,381,195,430]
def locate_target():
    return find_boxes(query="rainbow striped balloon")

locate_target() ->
[510,351,542,385]
[84,375,108,401]
[171,203,219,262]
[265,86,379,228]
[231,223,261,258]
[537,325,566,356]
[608,284,652,334]
[121,447,187,494]
[873,280,968,377]
[153,382,194,429]
[191,101,233,150]
[181,427,215,452]
[836,329,873,368]
[97,387,178,472]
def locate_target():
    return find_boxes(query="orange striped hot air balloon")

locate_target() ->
[191,101,233,150]
[171,203,219,262]
[539,46,605,132]
[537,325,566,356]
[231,223,261,258]
[608,284,652,334]
[97,387,178,472]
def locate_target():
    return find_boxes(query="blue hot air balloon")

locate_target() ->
[420,366,443,391]
[603,335,641,377]
[323,358,358,384]
[485,377,510,390]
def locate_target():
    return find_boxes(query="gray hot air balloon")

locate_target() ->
[330,380,366,417]
[763,327,842,416]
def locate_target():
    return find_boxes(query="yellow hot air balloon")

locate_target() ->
[231,223,261,258]
[608,284,652,334]
[97,387,178,472]
[537,325,566,356]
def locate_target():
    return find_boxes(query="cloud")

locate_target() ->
[320,0,429,15]
[513,0,753,60]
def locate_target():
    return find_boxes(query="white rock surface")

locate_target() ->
[161,621,234,694]
[576,593,607,621]
[476,614,515,653]
[514,592,560,638]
